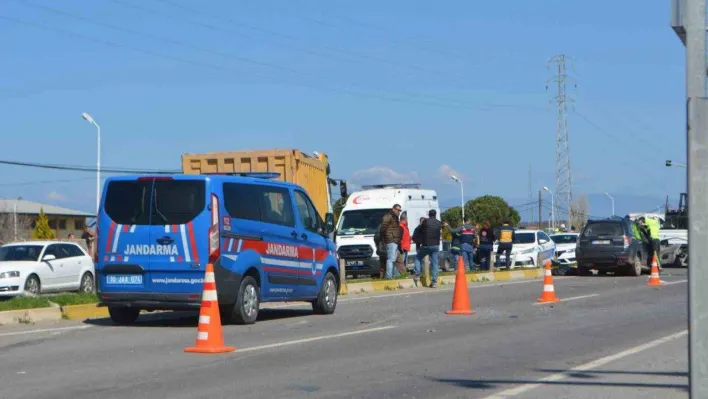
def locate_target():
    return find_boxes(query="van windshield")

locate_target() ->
[582,222,624,238]
[338,209,389,235]
[104,179,206,225]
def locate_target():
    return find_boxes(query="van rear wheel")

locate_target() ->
[232,276,260,325]
[108,307,140,326]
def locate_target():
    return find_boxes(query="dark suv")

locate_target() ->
[575,218,649,276]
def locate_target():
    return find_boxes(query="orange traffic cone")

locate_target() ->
[646,254,664,287]
[185,263,235,354]
[446,256,475,315]
[537,259,560,303]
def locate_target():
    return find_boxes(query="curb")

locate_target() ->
[343,268,544,293]
[0,307,63,325]
[61,304,108,321]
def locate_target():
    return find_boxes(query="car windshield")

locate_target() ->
[513,232,536,244]
[551,234,578,244]
[582,222,624,237]
[0,245,43,262]
[338,209,390,235]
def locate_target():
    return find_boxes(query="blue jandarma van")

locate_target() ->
[96,173,339,325]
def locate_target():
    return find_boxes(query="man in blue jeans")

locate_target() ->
[379,204,403,279]
[413,209,443,288]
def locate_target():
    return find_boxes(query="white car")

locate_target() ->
[493,230,556,268]
[0,241,95,297]
[551,233,579,266]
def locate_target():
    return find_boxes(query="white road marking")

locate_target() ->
[0,325,92,337]
[532,293,599,305]
[479,329,688,398]
[236,325,395,353]
[662,279,688,285]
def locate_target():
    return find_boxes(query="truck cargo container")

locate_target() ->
[181,149,333,218]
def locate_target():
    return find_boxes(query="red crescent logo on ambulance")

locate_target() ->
[352,195,369,204]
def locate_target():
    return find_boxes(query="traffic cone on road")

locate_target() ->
[185,263,235,354]
[446,256,475,315]
[537,259,560,303]
[646,254,664,287]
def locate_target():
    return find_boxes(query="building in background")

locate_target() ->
[0,199,94,244]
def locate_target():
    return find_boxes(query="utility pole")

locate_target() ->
[684,0,707,395]
[538,190,543,230]
[548,55,574,227]
[528,164,534,223]
[672,0,707,395]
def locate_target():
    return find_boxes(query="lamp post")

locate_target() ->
[450,175,464,223]
[81,113,101,215]
[605,192,615,216]
[543,186,554,230]
[665,160,687,168]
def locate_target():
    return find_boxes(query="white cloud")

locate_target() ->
[349,167,419,186]
[437,164,465,182]
[47,191,68,202]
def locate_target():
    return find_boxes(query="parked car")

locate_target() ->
[551,233,579,265]
[0,241,96,297]
[575,218,649,276]
[493,229,556,268]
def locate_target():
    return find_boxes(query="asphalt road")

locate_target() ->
[0,269,688,399]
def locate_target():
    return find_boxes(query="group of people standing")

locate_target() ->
[376,204,445,287]
[375,204,521,287]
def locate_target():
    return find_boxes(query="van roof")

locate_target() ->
[104,174,297,189]
[344,187,439,209]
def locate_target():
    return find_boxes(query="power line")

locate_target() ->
[0,177,94,187]
[7,1,510,113]
[0,159,177,174]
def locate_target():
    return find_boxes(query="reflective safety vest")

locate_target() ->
[645,217,660,239]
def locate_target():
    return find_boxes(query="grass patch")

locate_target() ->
[0,296,52,312]
[49,293,99,307]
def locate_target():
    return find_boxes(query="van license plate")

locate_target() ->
[592,240,611,245]
[106,275,143,285]
[345,260,364,267]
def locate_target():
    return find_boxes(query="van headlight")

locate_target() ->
[0,271,20,279]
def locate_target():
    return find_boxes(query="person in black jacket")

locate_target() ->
[478,221,495,270]
[496,220,515,270]
[413,209,443,288]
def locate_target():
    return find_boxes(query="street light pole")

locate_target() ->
[666,160,688,168]
[81,113,101,215]
[450,175,464,223]
[543,186,554,230]
[605,192,615,216]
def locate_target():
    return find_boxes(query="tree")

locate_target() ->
[441,206,463,228]
[31,208,56,240]
[465,195,521,228]
[0,206,32,244]
[570,194,590,230]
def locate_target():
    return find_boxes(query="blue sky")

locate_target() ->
[0,0,687,219]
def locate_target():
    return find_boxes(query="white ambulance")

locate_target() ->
[334,184,441,278]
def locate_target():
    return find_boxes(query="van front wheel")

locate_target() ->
[312,272,338,315]
[232,276,260,325]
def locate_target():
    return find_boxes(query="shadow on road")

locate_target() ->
[537,369,688,378]
[429,371,688,392]
[82,308,315,328]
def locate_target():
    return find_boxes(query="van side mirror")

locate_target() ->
[42,254,56,262]
[324,213,335,234]
[339,180,348,198]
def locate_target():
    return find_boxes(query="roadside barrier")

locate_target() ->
[446,256,475,315]
[185,263,235,354]
[537,259,560,303]
[647,254,664,286]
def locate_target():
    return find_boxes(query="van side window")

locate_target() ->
[223,183,295,227]
[294,190,321,233]
[260,188,295,227]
